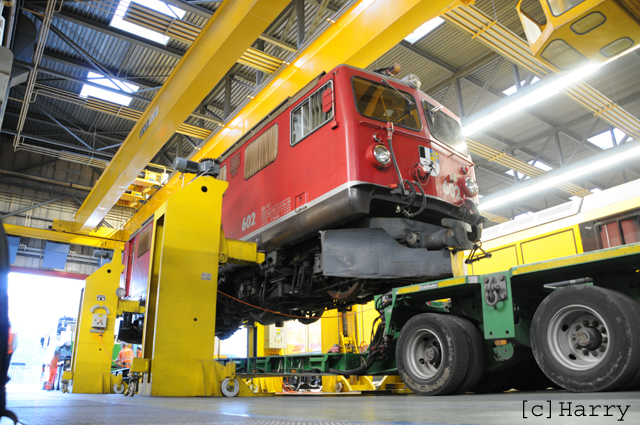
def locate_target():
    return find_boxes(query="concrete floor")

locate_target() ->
[3,389,639,425]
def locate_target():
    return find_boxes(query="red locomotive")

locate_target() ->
[119,64,484,341]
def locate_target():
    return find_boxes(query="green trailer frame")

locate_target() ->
[222,243,640,391]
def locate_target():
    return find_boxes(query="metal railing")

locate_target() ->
[8,366,42,385]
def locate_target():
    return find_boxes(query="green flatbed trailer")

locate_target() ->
[222,242,640,395]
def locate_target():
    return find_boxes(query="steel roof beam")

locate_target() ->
[3,108,126,145]
[508,90,640,152]
[28,5,184,60]
[1,129,114,158]
[55,0,290,232]
[41,51,157,90]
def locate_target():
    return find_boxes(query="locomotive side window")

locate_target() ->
[291,81,334,145]
[352,77,420,131]
[598,215,640,249]
[422,101,469,156]
[245,124,278,179]
[218,164,227,182]
[137,226,152,259]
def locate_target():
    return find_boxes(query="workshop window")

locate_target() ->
[218,164,227,182]
[245,124,278,179]
[137,226,152,258]
[291,81,334,145]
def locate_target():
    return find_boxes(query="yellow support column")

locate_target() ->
[137,176,226,396]
[69,251,124,393]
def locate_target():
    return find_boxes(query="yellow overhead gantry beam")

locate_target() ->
[123,0,476,235]
[3,223,127,250]
[52,0,290,233]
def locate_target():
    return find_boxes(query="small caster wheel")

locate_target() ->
[221,378,240,397]
[335,381,343,393]
[113,383,125,394]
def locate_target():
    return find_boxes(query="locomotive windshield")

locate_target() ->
[422,100,469,156]
[352,77,421,130]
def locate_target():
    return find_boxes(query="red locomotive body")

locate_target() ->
[119,65,484,341]
[212,65,483,337]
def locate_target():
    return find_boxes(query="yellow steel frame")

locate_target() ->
[517,0,640,69]
[3,223,128,250]
[136,175,262,396]
[54,0,290,232]
[68,250,124,394]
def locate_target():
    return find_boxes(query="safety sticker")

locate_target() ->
[419,145,440,177]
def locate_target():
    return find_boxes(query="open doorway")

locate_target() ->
[7,272,84,392]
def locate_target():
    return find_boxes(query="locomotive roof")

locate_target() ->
[218,65,427,162]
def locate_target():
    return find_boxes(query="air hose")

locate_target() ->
[385,122,427,218]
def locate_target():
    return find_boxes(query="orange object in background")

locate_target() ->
[116,344,133,368]
[44,351,59,390]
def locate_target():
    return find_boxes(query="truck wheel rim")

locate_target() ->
[405,329,443,379]
[547,304,608,371]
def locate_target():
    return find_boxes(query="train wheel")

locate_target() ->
[396,313,469,396]
[449,315,485,394]
[531,285,640,392]
[326,279,363,301]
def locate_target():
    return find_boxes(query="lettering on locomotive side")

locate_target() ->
[261,198,292,226]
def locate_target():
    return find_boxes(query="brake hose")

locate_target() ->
[403,181,427,218]
[386,123,406,196]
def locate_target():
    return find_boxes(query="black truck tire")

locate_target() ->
[612,291,640,390]
[531,285,640,392]
[396,313,469,396]
[449,315,485,394]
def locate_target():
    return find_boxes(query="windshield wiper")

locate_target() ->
[380,78,414,106]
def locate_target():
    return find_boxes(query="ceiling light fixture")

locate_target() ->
[464,43,640,137]
[479,141,640,211]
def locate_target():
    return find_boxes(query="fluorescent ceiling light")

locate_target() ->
[588,128,632,150]
[404,17,444,43]
[80,72,140,106]
[479,143,640,211]
[506,159,552,180]
[502,77,540,96]
[111,0,185,46]
[464,64,600,137]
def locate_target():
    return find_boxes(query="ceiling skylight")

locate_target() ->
[587,128,632,150]
[404,17,444,44]
[502,77,540,96]
[505,159,552,180]
[80,72,140,106]
[111,0,186,46]
[513,211,534,220]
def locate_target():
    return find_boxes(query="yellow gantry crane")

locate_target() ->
[517,0,640,71]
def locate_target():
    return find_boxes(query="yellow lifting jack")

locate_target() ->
[63,170,267,397]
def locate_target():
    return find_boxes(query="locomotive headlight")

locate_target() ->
[366,144,391,169]
[402,74,421,90]
[463,176,479,196]
[374,145,391,165]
